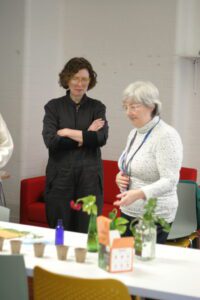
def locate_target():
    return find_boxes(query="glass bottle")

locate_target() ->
[55,219,64,245]
[134,220,156,261]
[87,213,98,252]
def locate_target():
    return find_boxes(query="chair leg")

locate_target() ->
[27,277,33,300]
[196,235,200,249]
[0,182,6,206]
[189,239,193,247]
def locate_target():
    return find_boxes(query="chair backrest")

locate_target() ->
[0,205,10,221]
[0,255,29,300]
[179,167,197,182]
[103,160,119,204]
[34,266,131,300]
[168,180,198,240]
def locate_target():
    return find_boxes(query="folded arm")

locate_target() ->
[56,102,108,148]
[82,103,109,148]
[42,103,79,151]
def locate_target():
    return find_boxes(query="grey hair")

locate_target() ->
[123,81,162,116]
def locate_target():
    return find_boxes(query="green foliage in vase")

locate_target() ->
[130,198,171,236]
[76,195,97,215]
[108,208,129,235]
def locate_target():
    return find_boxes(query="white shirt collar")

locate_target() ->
[136,116,160,134]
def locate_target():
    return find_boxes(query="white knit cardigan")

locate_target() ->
[118,116,183,222]
[0,113,14,169]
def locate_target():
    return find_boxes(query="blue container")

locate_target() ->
[55,219,64,245]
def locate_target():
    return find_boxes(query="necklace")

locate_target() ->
[121,118,160,175]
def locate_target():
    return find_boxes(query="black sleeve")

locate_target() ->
[82,102,109,148]
[42,101,78,151]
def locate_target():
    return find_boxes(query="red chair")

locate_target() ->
[20,160,120,227]
[180,167,197,182]
[102,160,120,217]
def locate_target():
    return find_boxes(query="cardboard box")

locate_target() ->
[97,216,134,273]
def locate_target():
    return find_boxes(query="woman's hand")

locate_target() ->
[88,118,105,131]
[114,189,145,206]
[57,128,83,144]
[57,128,69,137]
[116,171,130,190]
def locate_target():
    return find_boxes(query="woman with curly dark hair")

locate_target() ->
[42,57,108,233]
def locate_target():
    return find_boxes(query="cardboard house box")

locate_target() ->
[97,216,134,273]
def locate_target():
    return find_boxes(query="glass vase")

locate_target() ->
[87,213,98,252]
[134,220,156,261]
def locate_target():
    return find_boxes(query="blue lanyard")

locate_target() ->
[121,118,160,175]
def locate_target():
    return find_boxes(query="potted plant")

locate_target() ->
[71,197,130,253]
[71,195,98,252]
[108,208,129,235]
[97,208,129,271]
[130,198,170,260]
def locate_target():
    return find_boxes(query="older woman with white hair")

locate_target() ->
[114,81,183,243]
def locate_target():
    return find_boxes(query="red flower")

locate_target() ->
[70,200,82,211]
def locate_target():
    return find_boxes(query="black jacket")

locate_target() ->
[42,92,108,183]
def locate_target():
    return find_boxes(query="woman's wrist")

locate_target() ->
[57,128,69,137]
[137,189,146,200]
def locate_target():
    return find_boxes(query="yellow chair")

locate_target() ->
[166,232,199,247]
[34,266,131,300]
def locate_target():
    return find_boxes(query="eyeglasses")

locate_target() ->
[70,76,90,85]
[123,104,142,111]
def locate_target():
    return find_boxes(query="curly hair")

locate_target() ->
[59,57,97,90]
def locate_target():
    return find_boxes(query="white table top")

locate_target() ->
[0,221,200,300]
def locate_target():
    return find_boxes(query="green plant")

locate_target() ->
[74,195,98,252]
[74,196,129,234]
[130,198,171,236]
[129,198,171,259]
[108,208,129,235]
[75,195,97,215]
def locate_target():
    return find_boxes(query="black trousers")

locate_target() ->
[45,163,103,233]
[121,212,172,244]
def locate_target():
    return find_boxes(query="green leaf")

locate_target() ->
[108,208,118,220]
[114,218,129,235]
[115,217,129,226]
[129,218,139,236]
[91,204,97,216]
[77,195,96,205]
[129,198,171,235]
[110,221,115,230]
[117,225,127,235]
[76,195,97,215]
[157,217,171,232]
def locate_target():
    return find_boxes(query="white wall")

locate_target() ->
[174,0,200,176]
[20,0,66,177]
[0,0,200,222]
[62,0,177,159]
[0,0,26,219]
